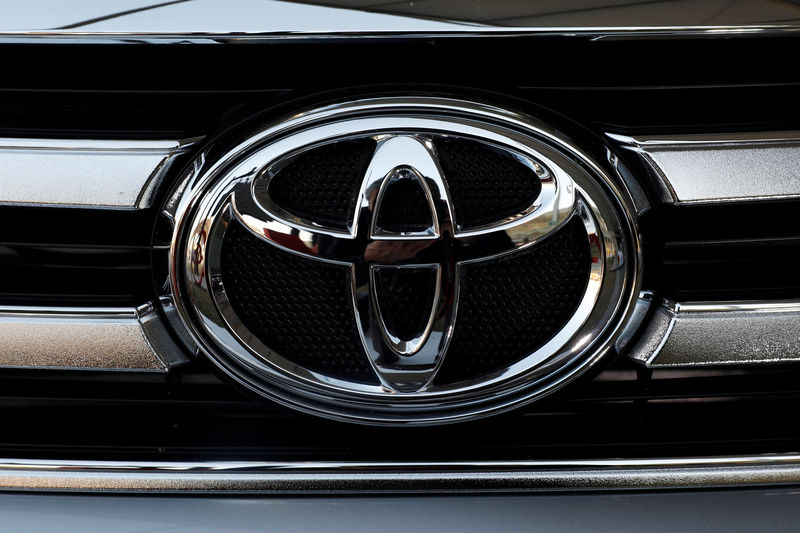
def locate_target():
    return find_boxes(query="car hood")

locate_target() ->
[3,0,799,33]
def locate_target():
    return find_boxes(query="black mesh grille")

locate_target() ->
[221,216,589,387]
[436,217,591,384]
[266,139,376,230]
[220,221,377,384]
[374,173,433,233]
[435,137,543,229]
[373,267,438,341]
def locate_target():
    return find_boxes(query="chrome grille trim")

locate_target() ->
[1,455,800,493]
[0,138,200,210]
[0,304,187,371]
[628,299,800,367]
[608,132,800,205]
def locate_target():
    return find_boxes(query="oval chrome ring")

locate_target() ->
[165,97,642,425]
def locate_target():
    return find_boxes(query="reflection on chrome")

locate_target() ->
[168,97,639,424]
[230,132,578,393]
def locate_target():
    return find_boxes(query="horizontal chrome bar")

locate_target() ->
[608,132,800,205]
[628,299,800,367]
[0,137,200,210]
[0,303,187,371]
[1,454,800,493]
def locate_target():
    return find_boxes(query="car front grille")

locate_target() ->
[1,28,800,481]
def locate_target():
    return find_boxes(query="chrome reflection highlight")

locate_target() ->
[233,133,575,393]
[2,454,800,493]
[167,97,640,424]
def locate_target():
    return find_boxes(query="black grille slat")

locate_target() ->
[656,202,800,301]
[0,207,155,306]
[3,362,800,462]
[662,240,800,301]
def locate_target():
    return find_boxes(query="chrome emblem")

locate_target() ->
[235,135,575,392]
[167,97,640,424]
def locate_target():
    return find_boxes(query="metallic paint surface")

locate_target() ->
[0,305,186,371]
[610,132,800,204]
[0,138,197,210]
[628,300,800,367]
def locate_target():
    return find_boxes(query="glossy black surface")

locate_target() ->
[3,33,800,138]
[656,201,800,301]
[0,207,155,306]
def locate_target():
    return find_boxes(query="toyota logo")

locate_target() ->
[167,97,638,424]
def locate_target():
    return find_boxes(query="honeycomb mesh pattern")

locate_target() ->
[373,267,438,341]
[435,216,591,385]
[266,139,376,230]
[375,173,433,233]
[435,137,543,229]
[220,221,377,384]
